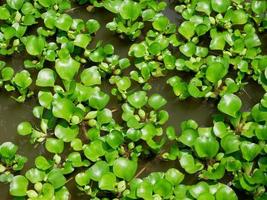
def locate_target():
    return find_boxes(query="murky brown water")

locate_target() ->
[0,2,266,199]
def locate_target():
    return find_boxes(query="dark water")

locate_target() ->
[0,3,266,200]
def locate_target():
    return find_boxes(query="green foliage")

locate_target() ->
[0,0,266,199]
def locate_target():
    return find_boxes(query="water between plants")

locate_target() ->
[0,3,266,200]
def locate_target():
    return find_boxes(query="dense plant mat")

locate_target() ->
[0,0,267,199]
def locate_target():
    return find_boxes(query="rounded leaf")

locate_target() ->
[25,36,45,56]
[36,68,56,87]
[17,121,32,136]
[148,94,167,110]
[45,138,64,154]
[194,136,219,158]
[120,0,141,21]
[10,176,28,197]
[127,91,148,109]
[218,94,242,118]
[113,158,137,181]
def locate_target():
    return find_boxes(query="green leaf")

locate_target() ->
[215,185,238,200]
[37,0,53,7]
[230,9,248,25]
[75,172,90,186]
[7,0,24,10]
[97,108,113,124]
[35,156,51,170]
[116,76,131,91]
[127,91,148,109]
[106,130,124,149]
[136,180,153,199]
[25,36,45,56]
[120,0,141,21]
[84,140,105,161]
[129,43,146,58]
[221,134,240,154]
[0,142,18,158]
[36,68,56,87]
[240,141,261,161]
[179,152,203,174]
[152,16,169,32]
[38,91,53,109]
[89,91,110,110]
[206,62,227,83]
[141,123,157,141]
[165,168,184,185]
[196,0,211,15]
[9,175,28,197]
[245,32,261,48]
[148,42,161,55]
[17,121,32,136]
[178,21,195,40]
[25,168,45,183]
[87,161,109,181]
[47,169,66,189]
[55,57,80,81]
[0,6,10,20]
[113,158,137,181]
[86,19,100,34]
[154,178,172,197]
[251,1,267,14]
[194,136,219,158]
[55,121,79,142]
[74,34,91,49]
[1,67,14,81]
[80,66,101,86]
[218,94,242,117]
[13,70,32,89]
[211,0,230,13]
[45,138,64,154]
[179,42,196,57]
[213,122,228,138]
[189,182,209,198]
[179,129,198,147]
[99,172,116,191]
[52,97,75,121]
[148,94,167,110]
[56,14,73,31]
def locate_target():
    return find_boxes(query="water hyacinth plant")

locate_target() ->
[0,0,266,199]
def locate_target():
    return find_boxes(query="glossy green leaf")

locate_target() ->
[25,36,45,56]
[194,136,219,158]
[165,168,184,185]
[127,91,148,109]
[17,121,32,136]
[120,0,141,21]
[87,161,109,181]
[56,14,73,31]
[36,68,56,87]
[47,169,66,189]
[80,66,101,86]
[148,94,167,110]
[45,138,64,154]
[240,141,261,161]
[9,175,28,197]
[211,0,230,13]
[55,121,79,142]
[99,172,116,191]
[178,21,195,40]
[55,57,80,81]
[218,94,242,117]
[74,34,91,49]
[113,158,137,181]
